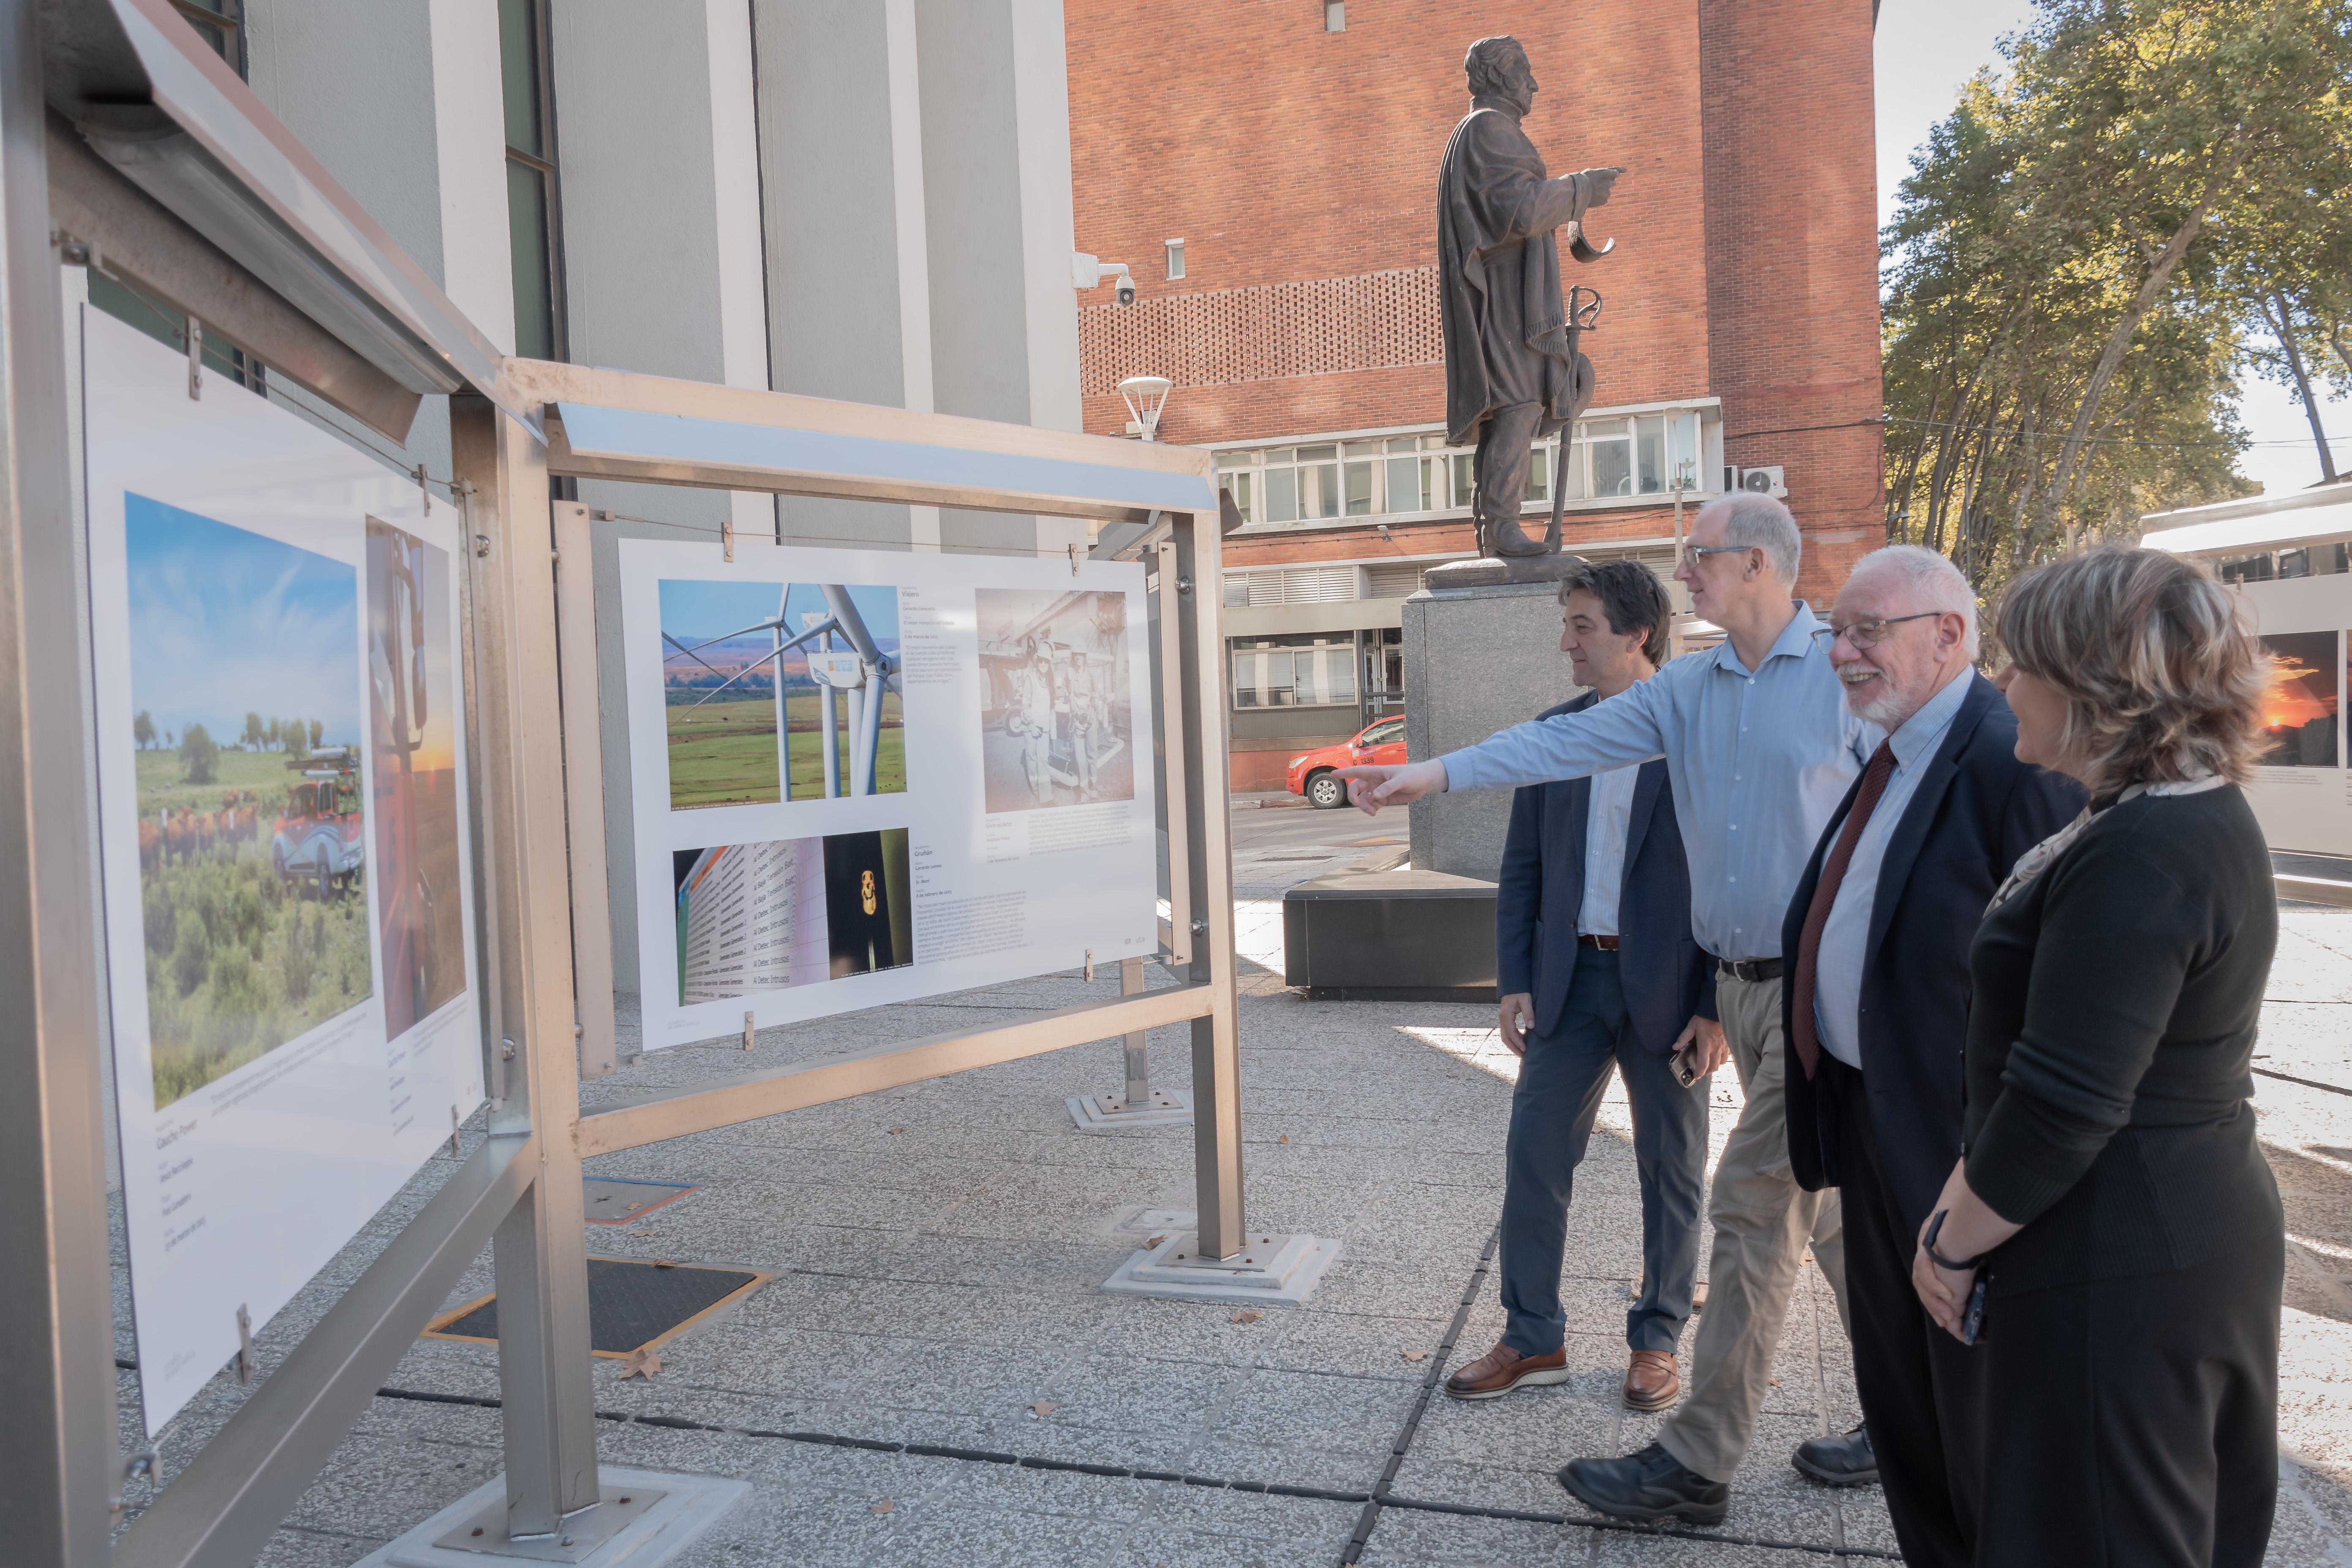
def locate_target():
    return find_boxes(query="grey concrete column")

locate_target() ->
[754,0,939,552]
[550,0,776,995]
[757,0,1086,557]
[243,0,513,483]
[914,0,1088,557]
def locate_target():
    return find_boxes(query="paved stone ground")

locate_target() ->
[112,804,2352,1566]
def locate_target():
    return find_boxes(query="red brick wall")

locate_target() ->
[1696,0,1886,602]
[1065,0,1883,596]
[1067,1,1713,447]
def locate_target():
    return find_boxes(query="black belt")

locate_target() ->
[1576,933,1620,951]
[1714,956,1782,983]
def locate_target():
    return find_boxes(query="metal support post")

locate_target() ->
[0,4,121,1553]
[551,503,619,1081]
[1100,508,1338,1303]
[1122,958,1150,1105]
[450,400,601,1538]
[1178,507,1243,1257]
[1063,954,1191,1129]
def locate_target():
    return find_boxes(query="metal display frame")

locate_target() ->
[0,7,1260,1560]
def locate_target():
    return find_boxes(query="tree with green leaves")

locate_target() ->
[180,723,217,785]
[307,717,322,751]
[1883,0,2352,593]
[242,711,265,751]
[133,710,154,750]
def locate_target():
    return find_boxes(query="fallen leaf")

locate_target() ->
[869,1498,893,1515]
[1028,1400,1059,1418]
[652,1258,678,1269]
[621,1348,662,1380]
[886,1127,906,1135]
[625,1228,656,1238]
[1277,1134,1290,1144]
[624,1200,643,1212]
[1400,1349,1428,1363]
[1145,1233,1167,1248]
[1769,1377,1781,1386]
[1229,1309,1262,1324]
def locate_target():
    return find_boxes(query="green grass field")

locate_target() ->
[133,744,374,1107]
[135,744,298,817]
[667,691,905,808]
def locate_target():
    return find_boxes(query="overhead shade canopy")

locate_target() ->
[2143,496,2352,558]
[520,362,1218,524]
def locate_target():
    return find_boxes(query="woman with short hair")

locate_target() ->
[1911,546,2281,1566]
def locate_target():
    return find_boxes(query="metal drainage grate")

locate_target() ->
[423,1257,770,1358]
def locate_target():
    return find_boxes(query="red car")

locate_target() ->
[1287,715,1406,808]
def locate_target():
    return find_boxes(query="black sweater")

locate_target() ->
[1963,783,2282,1296]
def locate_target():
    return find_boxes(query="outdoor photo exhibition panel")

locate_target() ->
[620,537,1160,1046]
[82,307,485,1430]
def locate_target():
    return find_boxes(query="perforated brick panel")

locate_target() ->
[1080,267,1442,396]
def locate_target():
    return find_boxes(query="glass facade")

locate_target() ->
[500,0,565,360]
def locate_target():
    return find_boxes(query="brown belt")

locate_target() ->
[1576,934,1620,950]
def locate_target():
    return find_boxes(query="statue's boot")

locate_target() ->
[1484,515,1554,558]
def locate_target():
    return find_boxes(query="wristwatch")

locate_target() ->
[1923,1209,1987,1272]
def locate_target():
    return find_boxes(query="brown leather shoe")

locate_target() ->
[1443,1340,1570,1400]
[1622,1349,1680,1410]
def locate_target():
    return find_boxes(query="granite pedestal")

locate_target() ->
[1282,557,1587,1000]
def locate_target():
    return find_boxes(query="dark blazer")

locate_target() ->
[1496,690,1714,1054]
[1782,672,2084,1233]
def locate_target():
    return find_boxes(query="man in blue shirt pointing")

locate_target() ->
[1341,494,1876,1523]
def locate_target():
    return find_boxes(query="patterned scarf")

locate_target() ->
[1985,774,2226,915]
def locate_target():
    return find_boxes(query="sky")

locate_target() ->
[125,494,360,749]
[657,578,901,656]
[1873,2,2347,499]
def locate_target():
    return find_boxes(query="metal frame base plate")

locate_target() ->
[1100,1228,1340,1306]
[1064,1088,1194,1129]
[353,1468,748,1567]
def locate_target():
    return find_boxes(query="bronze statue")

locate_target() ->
[1438,35,1619,558]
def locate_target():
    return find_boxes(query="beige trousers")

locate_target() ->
[1655,971,1848,1484]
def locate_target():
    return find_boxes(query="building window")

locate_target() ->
[1166,239,1185,281]
[172,0,247,76]
[1215,409,1710,528]
[499,0,566,360]
[1231,635,1358,708]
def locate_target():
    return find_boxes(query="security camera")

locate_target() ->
[1114,274,1137,306]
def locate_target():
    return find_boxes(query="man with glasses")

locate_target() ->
[1340,493,1873,1523]
[1779,547,2079,1565]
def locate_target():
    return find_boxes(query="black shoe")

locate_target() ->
[1792,1424,1877,1487]
[1556,1442,1730,1526]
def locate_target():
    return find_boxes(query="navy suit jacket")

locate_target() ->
[1496,691,1715,1053]
[1781,672,2085,1232]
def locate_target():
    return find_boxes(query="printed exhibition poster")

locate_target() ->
[81,308,484,1430]
[620,539,1160,1045]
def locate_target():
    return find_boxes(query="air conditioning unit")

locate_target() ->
[1720,464,1788,499]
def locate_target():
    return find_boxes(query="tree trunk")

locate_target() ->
[2265,291,2338,483]
[2030,156,2239,547]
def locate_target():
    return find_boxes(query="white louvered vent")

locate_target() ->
[1233,566,1363,607]
[1362,561,1431,599]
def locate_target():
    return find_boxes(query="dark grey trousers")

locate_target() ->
[1473,400,1544,531]
[1500,947,1712,1356]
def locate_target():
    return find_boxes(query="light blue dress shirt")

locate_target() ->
[1441,602,1871,961]
[1810,667,1973,1069]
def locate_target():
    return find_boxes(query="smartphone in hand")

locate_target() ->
[1960,1276,1989,1345]
[1671,1045,1700,1087]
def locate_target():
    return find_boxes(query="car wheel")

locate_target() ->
[1306,771,1346,810]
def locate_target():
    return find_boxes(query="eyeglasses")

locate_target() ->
[1810,611,1940,651]
[1677,544,1751,571]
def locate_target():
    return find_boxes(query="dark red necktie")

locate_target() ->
[1790,740,1898,1081]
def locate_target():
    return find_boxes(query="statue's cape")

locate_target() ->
[1437,105,1595,447]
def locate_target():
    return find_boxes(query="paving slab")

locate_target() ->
[103,840,2352,1566]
